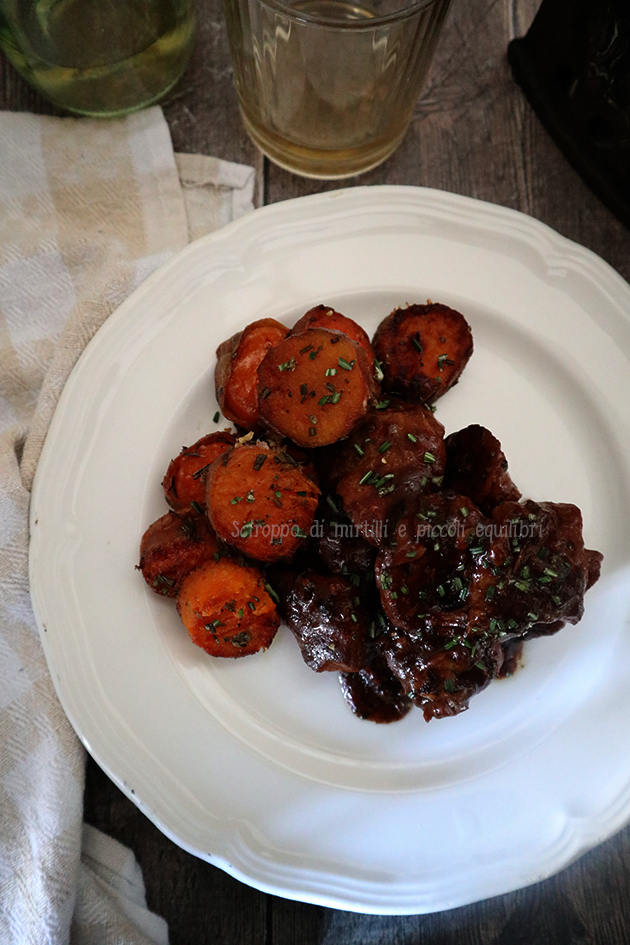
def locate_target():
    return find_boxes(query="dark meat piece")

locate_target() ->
[585,548,603,589]
[444,424,522,515]
[374,491,506,719]
[374,493,602,721]
[488,499,603,630]
[283,570,372,673]
[315,495,377,579]
[372,302,473,404]
[498,637,524,677]
[138,511,221,597]
[316,402,446,547]
[340,653,412,724]
[376,619,503,720]
[375,491,494,635]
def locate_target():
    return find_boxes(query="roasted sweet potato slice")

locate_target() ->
[215,318,289,429]
[291,304,375,369]
[138,511,221,597]
[206,442,320,562]
[177,558,280,657]
[163,431,236,513]
[372,302,473,404]
[257,328,376,447]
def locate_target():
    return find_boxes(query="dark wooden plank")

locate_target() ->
[161,0,264,190]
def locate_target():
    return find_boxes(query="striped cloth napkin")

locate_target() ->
[0,107,254,945]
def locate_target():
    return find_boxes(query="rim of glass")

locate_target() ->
[252,0,443,28]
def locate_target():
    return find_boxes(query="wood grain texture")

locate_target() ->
[3,0,630,941]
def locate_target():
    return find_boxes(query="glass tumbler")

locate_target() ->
[0,0,195,117]
[223,0,453,178]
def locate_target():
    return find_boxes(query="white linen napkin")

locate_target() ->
[0,106,255,945]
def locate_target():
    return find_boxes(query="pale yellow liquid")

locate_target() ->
[226,0,450,177]
[0,0,195,116]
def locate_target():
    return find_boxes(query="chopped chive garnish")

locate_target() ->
[377,440,392,454]
[424,451,436,463]
[326,495,340,514]
[192,464,210,480]
[338,356,354,371]
[407,432,418,443]
[354,443,365,456]
[212,411,220,423]
[359,470,373,485]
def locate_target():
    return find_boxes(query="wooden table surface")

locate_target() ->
[4,0,630,942]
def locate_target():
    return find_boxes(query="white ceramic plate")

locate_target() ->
[30,186,630,915]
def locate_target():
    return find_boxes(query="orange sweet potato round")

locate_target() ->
[215,318,289,429]
[257,327,377,447]
[163,431,236,513]
[291,304,375,369]
[138,511,221,597]
[206,442,320,562]
[372,302,473,404]
[177,557,280,657]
